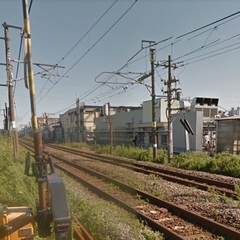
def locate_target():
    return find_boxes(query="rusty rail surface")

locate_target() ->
[19,140,240,239]
[74,218,94,240]
[46,143,237,198]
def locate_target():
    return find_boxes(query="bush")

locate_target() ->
[60,140,240,178]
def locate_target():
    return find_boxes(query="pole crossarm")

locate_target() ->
[2,23,22,31]
[10,59,67,82]
[11,59,65,68]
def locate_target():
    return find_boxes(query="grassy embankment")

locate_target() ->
[1,133,163,240]
[4,133,240,239]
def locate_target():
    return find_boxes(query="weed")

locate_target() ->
[207,187,218,203]
[234,184,240,201]
[153,189,165,199]
[141,228,164,240]
[136,194,142,201]
[221,193,232,205]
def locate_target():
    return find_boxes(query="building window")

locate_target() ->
[161,135,167,145]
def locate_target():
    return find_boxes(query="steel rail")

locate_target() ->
[51,154,240,239]
[18,140,199,239]
[54,161,187,240]
[47,143,237,198]
[73,218,94,240]
[19,140,240,239]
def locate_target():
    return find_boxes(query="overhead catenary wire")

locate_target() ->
[33,0,118,104]
[184,44,240,66]
[36,0,138,105]
[45,0,139,115]
[57,0,118,66]
[40,9,240,116]
[173,32,240,62]
[119,12,240,71]
[21,7,240,120]
[85,35,240,110]
[176,10,240,39]
[13,0,33,96]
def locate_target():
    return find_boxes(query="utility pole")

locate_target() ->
[150,48,157,159]
[2,22,20,156]
[167,55,173,162]
[162,55,180,162]
[4,103,8,130]
[76,98,80,142]
[22,0,45,233]
[141,40,157,159]
[103,102,113,154]
[108,102,113,155]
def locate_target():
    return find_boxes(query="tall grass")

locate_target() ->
[61,140,240,178]
[0,133,38,209]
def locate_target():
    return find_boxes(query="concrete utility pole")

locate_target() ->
[2,22,20,156]
[108,102,113,155]
[22,0,45,229]
[163,55,179,162]
[76,98,80,142]
[150,48,157,159]
[4,103,8,130]
[141,40,157,159]
[167,55,173,162]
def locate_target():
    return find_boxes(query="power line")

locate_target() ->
[57,0,118,65]
[54,101,76,115]
[185,44,240,66]
[121,12,240,70]
[177,10,240,39]
[20,0,119,118]
[86,10,240,107]
[173,32,240,62]
[38,8,240,115]
[187,14,240,41]
[13,0,33,95]
[36,0,138,105]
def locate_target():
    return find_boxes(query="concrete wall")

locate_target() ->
[95,109,142,131]
[94,109,143,146]
[216,118,240,153]
[143,98,180,123]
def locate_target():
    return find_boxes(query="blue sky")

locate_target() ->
[0,0,240,128]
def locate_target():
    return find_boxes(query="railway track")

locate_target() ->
[19,140,94,239]
[46,143,238,199]
[74,218,94,240]
[19,139,240,239]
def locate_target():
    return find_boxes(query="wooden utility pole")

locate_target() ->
[2,22,19,156]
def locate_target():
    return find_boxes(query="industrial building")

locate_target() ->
[59,98,141,143]
[20,96,221,154]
